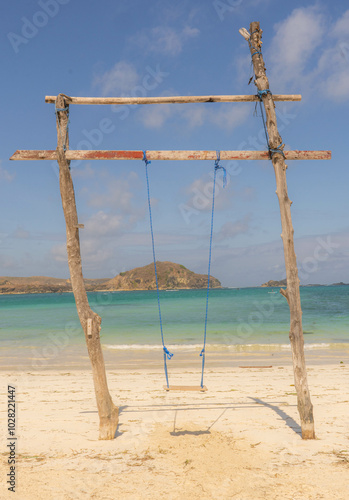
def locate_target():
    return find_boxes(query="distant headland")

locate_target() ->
[261,279,349,287]
[0,262,221,295]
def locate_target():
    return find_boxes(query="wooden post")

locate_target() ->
[55,94,118,439]
[247,23,315,439]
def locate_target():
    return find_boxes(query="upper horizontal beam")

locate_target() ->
[45,94,302,105]
[10,150,331,161]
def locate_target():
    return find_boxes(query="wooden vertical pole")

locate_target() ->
[247,23,315,439]
[55,94,119,439]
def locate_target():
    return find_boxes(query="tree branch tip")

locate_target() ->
[239,28,250,40]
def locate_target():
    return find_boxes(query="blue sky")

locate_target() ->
[1,0,349,287]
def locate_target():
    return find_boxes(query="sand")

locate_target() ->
[1,360,348,499]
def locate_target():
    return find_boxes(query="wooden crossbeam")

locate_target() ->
[164,385,208,392]
[45,94,302,105]
[10,150,331,161]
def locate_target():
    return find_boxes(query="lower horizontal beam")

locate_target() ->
[10,150,331,161]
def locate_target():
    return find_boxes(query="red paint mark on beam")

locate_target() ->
[81,150,144,160]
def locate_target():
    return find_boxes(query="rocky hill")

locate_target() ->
[0,276,109,295]
[0,263,221,294]
[261,279,287,288]
[99,262,221,291]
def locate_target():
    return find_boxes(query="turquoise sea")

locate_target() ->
[0,286,348,357]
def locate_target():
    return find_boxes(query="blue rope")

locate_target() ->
[269,144,285,159]
[200,151,226,388]
[251,46,261,57]
[249,29,261,57]
[256,96,284,160]
[257,89,271,99]
[258,100,270,150]
[143,151,173,388]
[55,104,70,152]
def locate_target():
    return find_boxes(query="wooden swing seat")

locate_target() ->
[164,385,208,392]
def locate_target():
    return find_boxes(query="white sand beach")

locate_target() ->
[1,359,348,499]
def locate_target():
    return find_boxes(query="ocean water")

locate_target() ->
[0,286,348,355]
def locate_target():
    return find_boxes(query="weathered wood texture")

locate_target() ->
[10,149,331,161]
[45,94,302,105]
[248,22,315,439]
[164,386,208,392]
[55,94,118,440]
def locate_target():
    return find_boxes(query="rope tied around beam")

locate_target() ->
[142,150,151,166]
[269,144,285,159]
[249,27,262,59]
[251,47,262,57]
[55,103,70,153]
[257,89,272,99]
[214,150,227,187]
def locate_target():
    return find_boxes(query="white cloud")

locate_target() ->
[268,6,326,89]
[130,25,199,56]
[331,9,349,38]
[11,226,30,239]
[0,162,15,182]
[72,163,96,179]
[216,215,251,241]
[85,172,140,213]
[183,173,233,214]
[211,105,250,130]
[181,106,206,128]
[315,39,349,100]
[319,54,349,99]
[93,61,139,96]
[138,103,174,128]
[80,238,114,265]
[85,211,123,236]
[139,103,250,130]
[210,230,349,287]
[51,243,67,263]
[266,6,349,101]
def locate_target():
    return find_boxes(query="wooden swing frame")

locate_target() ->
[10,21,331,438]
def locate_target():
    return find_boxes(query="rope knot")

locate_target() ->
[214,150,227,187]
[269,143,285,159]
[257,89,271,100]
[143,150,151,165]
[163,346,173,360]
